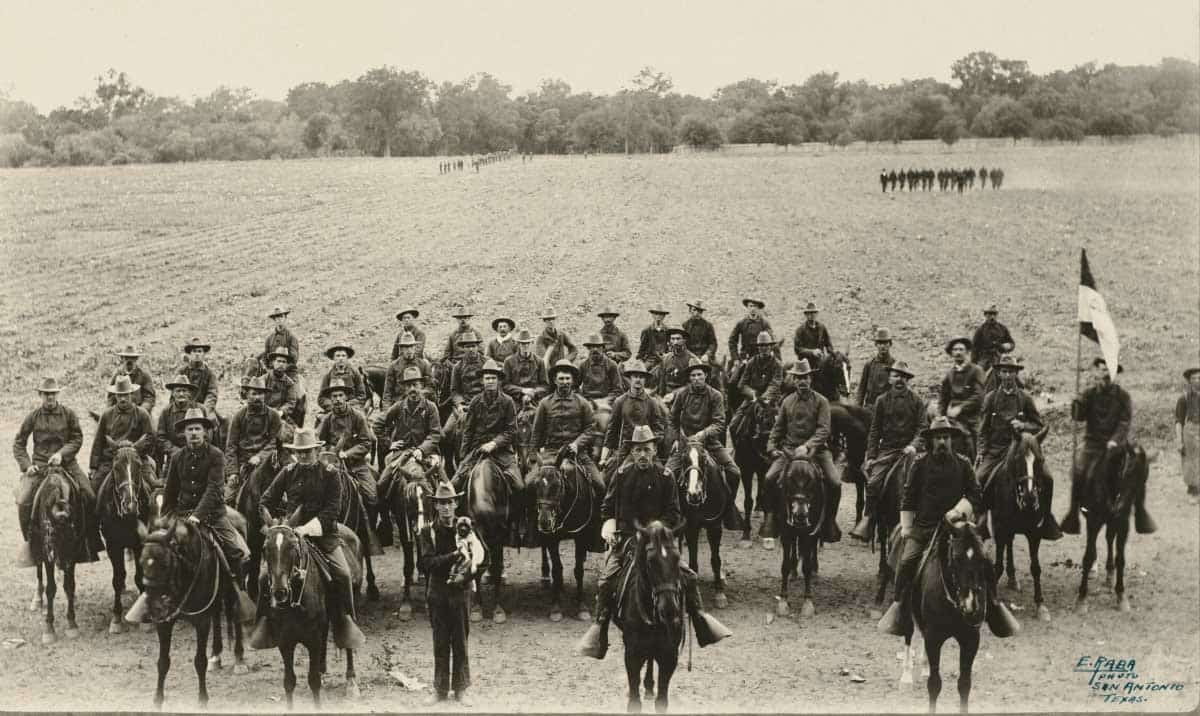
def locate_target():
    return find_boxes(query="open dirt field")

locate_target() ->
[0,140,1198,712]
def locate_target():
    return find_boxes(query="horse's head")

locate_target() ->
[36,467,74,565]
[682,446,708,507]
[535,463,565,535]
[635,520,682,626]
[781,457,822,534]
[260,508,307,609]
[829,351,851,397]
[944,519,990,627]
[139,517,201,620]
[1008,431,1046,516]
[111,444,144,518]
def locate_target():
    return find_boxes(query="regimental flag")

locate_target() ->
[1078,249,1120,380]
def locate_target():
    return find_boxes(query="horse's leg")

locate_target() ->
[31,562,44,612]
[855,479,865,526]
[1077,519,1100,613]
[872,536,890,617]
[625,650,643,713]
[900,632,915,686]
[64,563,79,637]
[992,539,1006,590]
[1115,524,1130,612]
[656,652,677,713]
[957,629,979,713]
[1029,536,1049,622]
[154,623,173,709]
[643,656,655,696]
[925,633,946,713]
[399,525,415,618]
[231,592,248,674]
[574,537,590,621]
[710,525,727,608]
[194,618,211,707]
[345,648,361,699]
[108,542,127,633]
[1104,524,1116,589]
[470,570,484,623]
[491,540,506,623]
[311,636,327,708]
[365,553,380,601]
[800,541,816,617]
[1004,535,1019,592]
[549,539,564,622]
[41,561,57,644]
[776,538,791,616]
[281,641,298,710]
[686,524,700,574]
[737,453,753,544]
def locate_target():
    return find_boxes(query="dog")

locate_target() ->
[448,516,486,588]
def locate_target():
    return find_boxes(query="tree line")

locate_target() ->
[1,52,1197,168]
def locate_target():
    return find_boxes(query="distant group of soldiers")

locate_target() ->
[880,166,1005,193]
[438,150,517,175]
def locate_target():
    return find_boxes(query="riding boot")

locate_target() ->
[849,496,875,542]
[821,483,842,543]
[16,507,35,568]
[976,509,991,541]
[985,584,1021,638]
[377,505,394,548]
[328,577,367,650]
[684,575,732,647]
[576,590,612,659]
[1039,480,1063,541]
[1133,483,1157,535]
[248,576,276,650]
[1060,475,1082,535]
[877,593,913,637]
[758,487,779,540]
[722,474,743,531]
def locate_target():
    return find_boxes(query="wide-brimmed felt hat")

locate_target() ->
[550,359,580,380]
[431,481,463,502]
[756,331,776,346]
[395,307,420,320]
[268,347,295,364]
[873,328,893,343]
[921,415,965,439]
[284,428,325,451]
[268,305,290,318]
[36,377,62,394]
[944,337,972,355]
[622,359,651,378]
[1091,357,1123,374]
[686,299,707,312]
[321,377,354,399]
[888,361,915,379]
[983,304,999,315]
[244,375,268,392]
[648,305,670,316]
[450,305,474,319]
[539,307,557,320]
[1185,367,1200,380]
[480,359,504,376]
[582,333,605,347]
[597,308,620,318]
[174,407,211,432]
[107,375,140,395]
[514,328,534,344]
[165,374,197,392]
[456,330,481,346]
[742,298,765,309]
[665,326,688,340]
[182,337,211,353]
[788,359,815,377]
[115,345,141,358]
[325,342,355,359]
[994,355,1025,372]
[401,367,425,383]
[803,302,818,313]
[686,357,711,375]
[492,317,515,332]
[396,332,417,347]
[629,425,657,444]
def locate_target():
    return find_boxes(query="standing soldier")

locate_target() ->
[792,303,834,362]
[736,332,783,401]
[383,333,435,412]
[223,375,282,499]
[971,305,1015,372]
[939,337,986,458]
[417,482,474,706]
[316,379,377,513]
[91,375,157,514]
[375,367,446,496]
[657,327,700,401]
[179,337,219,413]
[157,374,212,468]
[441,306,478,365]
[1062,357,1154,534]
[600,360,668,478]
[850,362,926,541]
[261,306,300,380]
[1177,367,1200,504]
[576,334,625,401]
[728,298,775,363]
[682,300,718,363]
[317,341,367,415]
[391,308,427,360]
[108,345,157,414]
[14,377,102,563]
[501,328,549,407]
[264,347,301,433]
[535,307,577,367]
[596,309,632,364]
[636,305,672,371]
[486,317,519,364]
[856,328,896,412]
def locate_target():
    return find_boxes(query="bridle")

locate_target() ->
[144,519,220,621]
[536,458,591,536]
[263,524,310,610]
[113,448,144,519]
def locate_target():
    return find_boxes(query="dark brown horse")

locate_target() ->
[324,455,382,601]
[677,445,729,608]
[382,448,440,618]
[28,466,87,644]
[1075,443,1150,615]
[869,452,915,618]
[533,448,602,621]
[771,455,824,618]
[233,456,287,601]
[99,445,152,634]
[461,448,512,623]
[989,429,1053,621]
[616,521,685,713]
[830,402,870,527]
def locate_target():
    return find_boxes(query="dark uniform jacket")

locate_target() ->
[938,363,986,425]
[451,353,485,404]
[977,388,1042,460]
[90,404,154,470]
[442,324,479,364]
[671,384,726,451]
[768,389,831,454]
[502,352,548,399]
[265,372,299,422]
[318,365,366,412]
[417,523,469,605]
[604,390,668,455]
[602,460,681,535]
[392,326,427,361]
[682,317,717,360]
[856,355,895,410]
[317,407,374,467]
[532,391,595,452]
[376,396,442,455]
[177,362,219,412]
[867,387,927,460]
[263,328,300,365]
[793,321,833,358]
[1176,392,1200,427]
[486,337,519,365]
[637,325,670,367]
[107,366,157,413]
[971,320,1014,365]
[1072,382,1131,446]
[383,354,435,410]
[535,328,577,366]
[738,353,783,396]
[728,316,774,360]
[14,404,84,471]
[161,443,225,524]
[461,391,517,455]
[657,350,701,394]
[901,452,982,530]
[576,354,625,400]
[599,325,632,363]
[224,403,282,477]
[157,399,210,461]
[261,461,341,550]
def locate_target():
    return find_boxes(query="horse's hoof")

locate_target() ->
[41,630,56,645]
[28,597,42,612]
[775,598,789,616]
[900,670,914,687]
[714,592,729,609]
[64,627,80,640]
[397,601,413,621]
[233,663,249,676]
[469,606,483,623]
[1006,577,1021,592]
[1037,604,1052,622]
[762,539,776,551]
[208,655,222,670]
[549,610,563,623]
[577,609,591,622]
[140,621,155,633]
[367,585,381,602]
[346,679,361,700]
[1118,596,1132,613]
[739,537,753,549]
[493,607,507,624]
[1075,599,1089,616]
[541,576,552,586]
[109,619,126,635]
[800,600,815,618]
[1104,573,1114,590]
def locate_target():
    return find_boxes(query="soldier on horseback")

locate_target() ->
[383,332,435,411]
[250,428,366,651]
[501,328,549,407]
[682,300,718,363]
[850,361,926,541]
[576,334,625,401]
[939,337,986,458]
[391,307,426,360]
[224,375,282,500]
[970,305,1014,373]
[665,358,743,530]
[317,341,366,415]
[261,306,300,380]
[792,303,834,361]
[657,328,700,399]
[264,347,301,429]
[14,377,103,563]
[600,360,668,478]
[736,331,783,401]
[760,359,842,543]
[576,425,730,659]
[107,345,157,414]
[316,379,377,514]
[532,360,603,492]
[878,416,1018,639]
[178,337,219,413]
[455,358,524,495]
[856,328,896,411]
[441,306,478,365]
[487,317,519,364]
[975,356,1061,541]
[376,367,446,496]
[535,308,577,366]
[596,309,632,364]
[91,375,157,518]
[1062,357,1154,535]
[728,298,775,363]
[157,374,216,467]
[636,306,671,371]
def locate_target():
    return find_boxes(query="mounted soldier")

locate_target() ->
[636,305,671,371]
[444,330,485,437]
[971,305,1014,373]
[91,375,157,513]
[682,300,718,363]
[383,332,435,412]
[317,341,367,416]
[596,309,632,364]
[157,374,216,468]
[856,328,896,413]
[316,378,378,515]
[792,303,833,362]
[728,298,775,364]
[107,345,157,415]
[264,347,301,435]
[939,337,986,458]
[657,327,700,400]
[441,306,478,366]
[178,337,219,413]
[223,375,282,500]
[576,425,730,659]
[535,307,578,367]
[376,367,446,497]
[600,360,668,479]
[532,360,603,490]
[576,334,625,401]
[391,307,427,361]
[501,328,549,407]
[486,317,519,364]
[736,331,783,401]
[261,305,300,380]
[455,359,524,524]
[250,428,366,651]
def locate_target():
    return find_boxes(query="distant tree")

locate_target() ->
[303,112,335,150]
[677,114,722,149]
[351,67,433,156]
[935,116,966,145]
[971,96,1034,141]
[1031,117,1086,142]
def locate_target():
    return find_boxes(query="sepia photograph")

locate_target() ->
[0,1,1197,712]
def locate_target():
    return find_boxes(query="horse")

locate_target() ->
[772,455,824,618]
[360,364,387,413]
[99,445,153,634]
[325,456,382,601]
[233,456,287,602]
[259,512,363,708]
[1075,443,1150,615]
[533,447,602,622]
[988,428,1053,622]
[139,515,251,709]
[588,397,613,467]
[866,452,915,619]
[729,396,777,545]
[461,448,513,623]
[795,349,852,404]
[677,445,729,609]
[382,449,440,619]
[242,356,308,430]
[616,520,686,713]
[829,402,870,527]
[889,517,993,713]
[28,466,87,644]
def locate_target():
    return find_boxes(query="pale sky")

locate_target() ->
[1,0,1197,112]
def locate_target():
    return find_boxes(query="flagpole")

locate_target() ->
[1071,329,1081,480]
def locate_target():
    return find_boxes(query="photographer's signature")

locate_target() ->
[1075,656,1187,705]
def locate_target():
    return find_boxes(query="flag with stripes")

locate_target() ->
[1078,249,1120,380]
